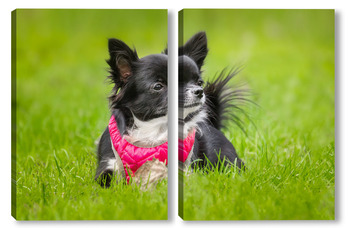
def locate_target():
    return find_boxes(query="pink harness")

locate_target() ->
[108,115,195,182]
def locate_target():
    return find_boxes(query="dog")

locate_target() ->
[95,38,168,187]
[178,31,246,171]
[95,32,246,187]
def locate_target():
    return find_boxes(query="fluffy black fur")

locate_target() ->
[179,32,248,170]
[95,32,249,187]
[204,69,254,134]
[95,38,168,187]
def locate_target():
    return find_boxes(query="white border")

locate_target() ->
[1,1,349,227]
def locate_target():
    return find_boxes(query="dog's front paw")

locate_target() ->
[95,170,114,188]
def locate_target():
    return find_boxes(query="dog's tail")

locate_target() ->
[203,68,255,134]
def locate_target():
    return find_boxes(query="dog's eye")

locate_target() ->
[197,79,204,86]
[153,83,164,91]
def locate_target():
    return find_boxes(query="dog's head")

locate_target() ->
[107,39,168,122]
[179,32,208,136]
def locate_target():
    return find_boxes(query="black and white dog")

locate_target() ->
[95,38,168,187]
[178,32,245,170]
[95,32,246,187]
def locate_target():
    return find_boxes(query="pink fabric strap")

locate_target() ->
[178,130,196,163]
[109,115,195,182]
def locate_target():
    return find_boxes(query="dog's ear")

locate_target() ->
[107,38,139,86]
[180,31,208,70]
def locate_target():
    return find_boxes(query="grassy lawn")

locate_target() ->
[12,9,168,220]
[179,9,334,220]
[12,9,334,221]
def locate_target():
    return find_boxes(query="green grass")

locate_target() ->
[179,9,334,220]
[12,9,168,220]
[13,9,334,220]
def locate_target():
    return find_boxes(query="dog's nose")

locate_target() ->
[193,88,204,99]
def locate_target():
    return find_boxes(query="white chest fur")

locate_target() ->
[125,114,168,147]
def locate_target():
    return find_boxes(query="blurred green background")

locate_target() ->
[13,9,167,220]
[181,10,334,146]
[180,9,334,220]
[12,9,335,220]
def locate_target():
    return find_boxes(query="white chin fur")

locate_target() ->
[179,95,207,139]
[125,114,168,147]
[179,108,207,139]
[180,105,200,119]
